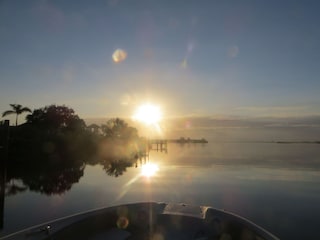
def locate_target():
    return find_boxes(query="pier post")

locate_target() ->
[0,150,5,229]
[0,120,9,230]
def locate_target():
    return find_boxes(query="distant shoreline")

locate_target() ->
[148,137,208,144]
[275,141,320,144]
[168,138,208,143]
[199,140,320,144]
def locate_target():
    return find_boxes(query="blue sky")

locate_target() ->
[1,0,320,122]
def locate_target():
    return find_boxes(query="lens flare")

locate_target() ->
[116,216,129,229]
[180,59,188,69]
[227,45,239,58]
[112,49,127,63]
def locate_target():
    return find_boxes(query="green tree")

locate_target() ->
[2,104,32,126]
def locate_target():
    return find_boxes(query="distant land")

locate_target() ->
[168,137,208,144]
[275,141,320,144]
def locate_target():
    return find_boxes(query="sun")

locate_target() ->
[132,103,162,125]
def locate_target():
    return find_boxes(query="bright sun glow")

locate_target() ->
[132,103,162,125]
[141,163,159,177]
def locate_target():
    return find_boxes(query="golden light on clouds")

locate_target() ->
[112,48,127,63]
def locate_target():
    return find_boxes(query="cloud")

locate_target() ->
[234,105,316,118]
[163,115,320,130]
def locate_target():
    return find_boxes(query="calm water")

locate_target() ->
[2,141,320,239]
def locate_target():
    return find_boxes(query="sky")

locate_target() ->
[1,0,320,124]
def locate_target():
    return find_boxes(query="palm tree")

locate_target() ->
[2,104,32,126]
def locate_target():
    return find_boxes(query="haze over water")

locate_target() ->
[2,127,320,240]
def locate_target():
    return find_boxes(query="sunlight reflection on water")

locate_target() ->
[141,163,159,177]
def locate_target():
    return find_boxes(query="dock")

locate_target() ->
[169,137,208,144]
[147,137,208,151]
[137,137,208,162]
[148,139,168,152]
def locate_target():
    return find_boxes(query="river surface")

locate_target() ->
[1,141,320,239]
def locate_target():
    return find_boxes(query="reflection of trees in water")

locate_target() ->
[5,180,27,196]
[6,161,85,196]
[5,154,139,195]
[22,165,85,195]
[100,158,134,178]
[5,140,142,195]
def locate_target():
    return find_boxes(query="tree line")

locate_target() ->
[1,103,146,165]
